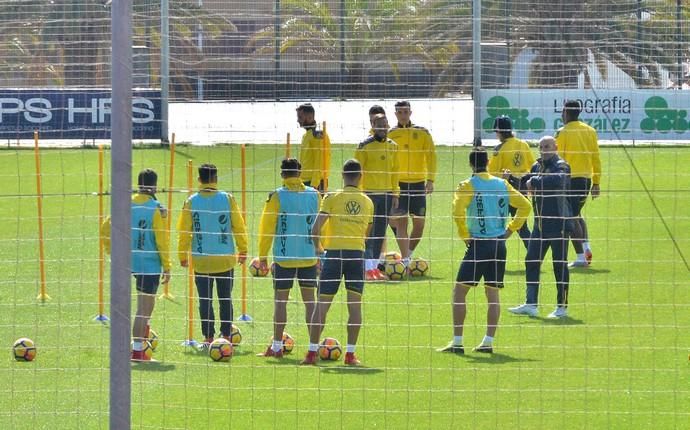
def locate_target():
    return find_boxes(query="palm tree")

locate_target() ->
[249,0,461,97]
[0,0,235,96]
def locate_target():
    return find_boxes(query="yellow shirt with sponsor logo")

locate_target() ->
[488,136,536,178]
[555,120,602,184]
[353,136,400,195]
[319,186,374,251]
[100,193,172,272]
[299,127,331,185]
[176,185,248,274]
[388,123,437,183]
[257,177,322,268]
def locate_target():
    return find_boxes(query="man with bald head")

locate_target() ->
[509,136,573,319]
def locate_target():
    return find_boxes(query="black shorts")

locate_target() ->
[134,274,161,295]
[569,178,591,216]
[393,181,426,216]
[273,263,318,290]
[456,238,507,288]
[318,250,365,296]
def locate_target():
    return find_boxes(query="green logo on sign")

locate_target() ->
[640,96,688,133]
[483,96,546,133]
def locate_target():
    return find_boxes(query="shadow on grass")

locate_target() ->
[568,267,612,275]
[539,316,585,325]
[131,362,176,372]
[460,352,539,364]
[320,366,384,375]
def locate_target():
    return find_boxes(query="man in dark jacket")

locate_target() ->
[509,136,573,319]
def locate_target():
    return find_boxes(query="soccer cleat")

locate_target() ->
[437,343,464,354]
[508,304,538,317]
[547,307,568,319]
[344,352,361,366]
[585,249,593,264]
[258,345,283,358]
[198,337,214,351]
[472,344,493,354]
[568,259,589,268]
[365,269,379,281]
[374,268,388,281]
[301,350,318,365]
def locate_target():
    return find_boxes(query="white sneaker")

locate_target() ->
[547,307,568,319]
[508,304,538,317]
[568,259,589,268]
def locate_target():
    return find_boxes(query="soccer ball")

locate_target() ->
[148,329,159,351]
[318,337,342,361]
[271,332,295,354]
[408,258,429,277]
[209,338,233,362]
[131,340,154,360]
[384,260,406,281]
[384,251,402,263]
[248,258,269,277]
[13,338,36,362]
[229,324,242,346]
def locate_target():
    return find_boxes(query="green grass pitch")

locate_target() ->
[0,144,688,429]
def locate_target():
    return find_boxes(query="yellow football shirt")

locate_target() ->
[353,137,400,195]
[319,186,374,251]
[299,128,331,185]
[555,121,602,184]
[388,123,437,183]
[488,136,536,178]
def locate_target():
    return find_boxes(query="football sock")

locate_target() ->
[346,344,356,353]
[576,253,585,261]
[308,343,319,352]
[402,257,410,267]
[271,340,282,353]
[365,259,377,271]
[584,241,591,251]
[482,335,494,345]
[132,341,143,351]
[453,335,463,346]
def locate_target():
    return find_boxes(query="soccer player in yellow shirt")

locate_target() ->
[488,115,536,249]
[556,100,601,267]
[297,103,331,191]
[177,164,248,346]
[354,114,407,280]
[388,101,437,261]
[101,169,171,362]
[256,158,321,358]
[302,159,374,366]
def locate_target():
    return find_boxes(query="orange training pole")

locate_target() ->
[238,144,251,321]
[182,159,197,346]
[321,121,328,191]
[285,132,291,158]
[160,133,176,299]
[34,132,49,301]
[94,145,108,321]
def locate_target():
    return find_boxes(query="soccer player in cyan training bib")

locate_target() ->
[257,158,321,358]
[177,164,248,347]
[101,169,171,362]
[302,159,374,366]
[439,148,531,354]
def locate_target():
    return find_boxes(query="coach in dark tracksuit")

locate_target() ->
[509,136,573,319]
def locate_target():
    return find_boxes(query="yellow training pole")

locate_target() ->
[34,132,50,301]
[238,144,251,321]
[321,121,328,191]
[182,160,197,346]
[160,133,176,300]
[285,132,291,158]
[94,145,108,321]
